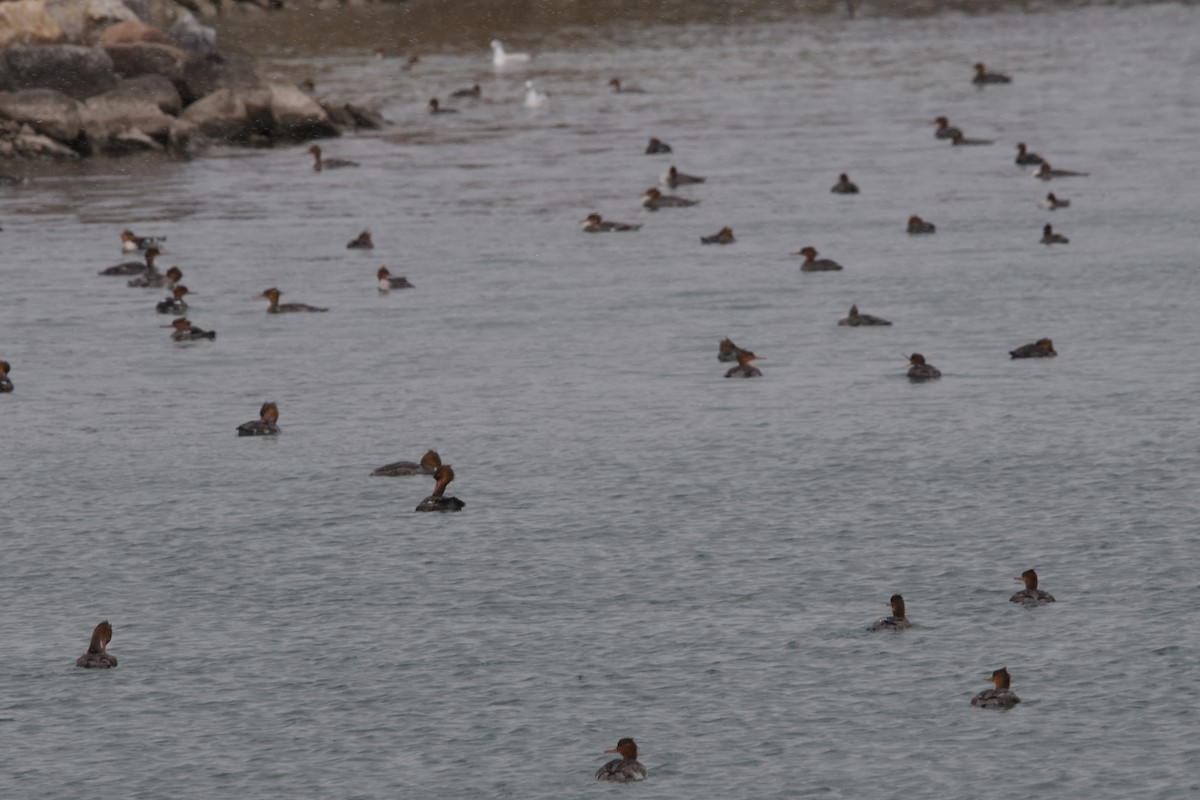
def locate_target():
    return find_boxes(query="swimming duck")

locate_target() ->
[661,166,705,187]
[428,98,458,114]
[724,350,763,378]
[1015,143,1044,165]
[237,401,279,436]
[906,353,941,380]
[450,84,481,98]
[347,230,374,249]
[971,668,1021,709]
[608,77,645,94]
[155,285,191,315]
[932,116,962,140]
[75,620,118,668]
[830,173,859,194]
[838,304,891,326]
[373,449,441,476]
[1040,224,1069,244]
[642,187,698,210]
[645,137,672,154]
[165,317,216,341]
[1038,192,1070,210]
[596,738,647,782]
[415,464,465,512]
[100,246,159,276]
[907,215,936,234]
[1010,569,1056,605]
[718,338,747,362]
[128,265,182,289]
[1009,338,1056,359]
[309,144,359,171]
[949,130,993,146]
[258,288,329,313]
[491,39,531,67]
[524,80,549,109]
[120,229,166,253]
[378,267,414,290]
[581,213,642,232]
[0,360,12,393]
[797,246,843,271]
[1034,163,1089,180]
[869,594,912,630]
[701,227,735,245]
[972,63,1012,84]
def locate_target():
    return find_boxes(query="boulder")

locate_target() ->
[81,85,175,151]
[321,101,385,131]
[178,85,272,144]
[42,0,137,43]
[104,41,188,82]
[0,88,84,145]
[265,78,338,141]
[177,53,260,105]
[168,9,217,56]
[113,74,182,115]
[0,1,65,48]
[11,126,80,158]
[5,44,117,99]
[97,19,173,47]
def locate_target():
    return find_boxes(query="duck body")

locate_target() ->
[907,353,941,380]
[1009,338,1056,359]
[830,173,859,193]
[101,247,158,276]
[950,131,993,146]
[0,360,12,393]
[450,84,481,98]
[237,402,279,436]
[523,80,548,108]
[581,213,641,232]
[1035,163,1088,180]
[1015,143,1044,165]
[121,229,166,253]
[75,621,117,668]
[701,227,735,245]
[155,285,190,315]
[645,137,672,154]
[972,668,1021,709]
[377,267,414,290]
[1038,193,1070,210]
[661,166,705,187]
[932,116,962,139]
[1041,224,1069,244]
[1010,569,1056,604]
[168,318,216,341]
[724,350,763,378]
[428,98,458,114]
[907,215,936,234]
[491,39,531,66]
[973,63,1012,84]
[869,595,912,630]
[128,265,182,289]
[347,231,374,249]
[373,449,441,476]
[797,247,842,271]
[838,305,890,326]
[596,739,647,782]
[415,464,464,512]
[259,288,328,313]
[718,338,746,363]
[642,188,697,210]
[309,145,359,171]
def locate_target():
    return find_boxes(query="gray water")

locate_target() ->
[4,2,1200,798]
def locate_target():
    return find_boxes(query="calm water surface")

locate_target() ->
[3,3,1200,798]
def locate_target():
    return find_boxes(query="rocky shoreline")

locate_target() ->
[0,0,380,162]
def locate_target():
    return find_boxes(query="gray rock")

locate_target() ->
[82,85,175,152]
[178,85,271,143]
[113,74,182,115]
[13,127,80,158]
[5,45,117,100]
[177,54,260,105]
[265,78,337,141]
[0,88,84,145]
[168,9,216,56]
[104,41,188,82]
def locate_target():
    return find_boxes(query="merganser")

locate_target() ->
[128,265,182,289]
[0,360,12,393]
[1015,143,1044,165]
[838,304,891,326]
[701,227,735,245]
[907,353,941,380]
[347,230,374,249]
[869,594,912,630]
[1038,192,1070,210]
[237,402,279,436]
[907,215,936,234]
[1041,224,1069,244]
[596,738,647,782]
[100,247,158,276]
[830,173,859,193]
[645,137,672,154]
[797,246,843,271]
[718,338,747,363]
[524,80,549,109]
[608,77,645,94]
[661,165,706,188]
[415,464,465,512]
[258,288,328,313]
[972,63,1011,84]
[373,449,441,476]
[491,40,531,67]
[450,84,481,98]
[724,350,763,378]
[932,116,962,140]
[377,267,414,290]
[403,55,420,70]
[950,130,993,146]
[120,229,166,253]
[642,187,697,210]
[971,668,1021,709]
[1010,569,1056,605]
[1009,338,1056,359]
[309,144,359,171]
[1034,163,1088,180]
[428,98,458,114]
[75,620,117,668]
[165,317,216,341]
[155,285,191,315]
[581,213,641,232]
